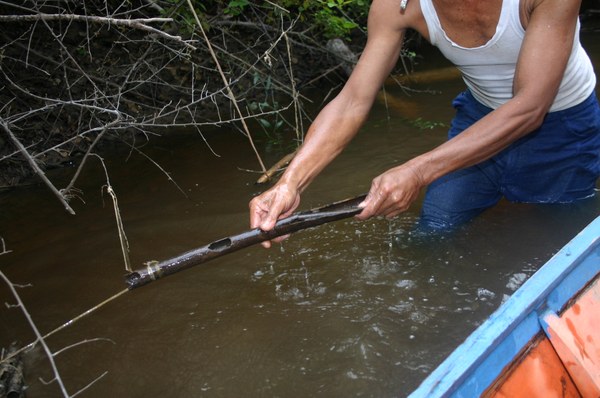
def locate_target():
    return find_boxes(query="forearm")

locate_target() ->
[276,0,408,193]
[408,98,545,185]
[278,94,372,192]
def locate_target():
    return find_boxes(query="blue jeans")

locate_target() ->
[420,90,600,229]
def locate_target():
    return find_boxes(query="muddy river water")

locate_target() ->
[1,31,600,398]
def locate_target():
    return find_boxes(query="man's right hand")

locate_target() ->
[249,183,301,248]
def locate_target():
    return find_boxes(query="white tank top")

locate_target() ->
[419,0,596,112]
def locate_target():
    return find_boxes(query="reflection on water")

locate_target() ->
[1,33,600,398]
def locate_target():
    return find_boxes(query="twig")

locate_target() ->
[0,270,70,397]
[264,0,290,13]
[142,0,164,13]
[0,118,76,215]
[0,238,11,255]
[115,141,188,198]
[0,14,195,49]
[106,185,132,272]
[283,18,303,142]
[61,128,109,197]
[185,0,266,173]
[89,154,132,272]
[1,289,129,365]
[2,72,120,118]
[69,371,108,398]
[53,338,116,357]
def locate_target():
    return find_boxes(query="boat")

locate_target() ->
[409,216,600,398]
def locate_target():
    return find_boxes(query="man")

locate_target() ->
[250,0,600,246]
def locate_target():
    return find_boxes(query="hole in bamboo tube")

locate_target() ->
[208,238,232,251]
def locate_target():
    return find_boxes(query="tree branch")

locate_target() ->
[185,0,267,173]
[0,13,196,49]
[0,270,70,397]
[0,119,76,215]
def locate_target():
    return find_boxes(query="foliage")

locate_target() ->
[181,0,370,39]
[410,117,447,130]
[0,0,377,190]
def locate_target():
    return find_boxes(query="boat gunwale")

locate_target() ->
[409,216,600,398]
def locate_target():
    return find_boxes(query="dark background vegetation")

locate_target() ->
[0,0,378,193]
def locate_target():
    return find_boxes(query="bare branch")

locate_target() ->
[0,238,11,256]
[69,371,109,398]
[0,118,76,215]
[185,0,267,173]
[0,289,129,365]
[0,270,70,397]
[53,338,116,357]
[90,154,132,272]
[0,13,196,49]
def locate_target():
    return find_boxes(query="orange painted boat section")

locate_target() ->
[484,337,582,398]
[543,277,600,398]
[484,275,600,398]
[409,218,600,398]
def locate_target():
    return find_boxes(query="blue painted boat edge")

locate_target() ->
[408,216,600,398]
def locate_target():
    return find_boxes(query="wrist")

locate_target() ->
[278,161,313,194]
[404,156,433,187]
[277,174,303,195]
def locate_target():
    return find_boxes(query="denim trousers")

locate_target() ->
[420,90,600,229]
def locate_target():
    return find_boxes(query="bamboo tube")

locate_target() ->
[125,194,367,290]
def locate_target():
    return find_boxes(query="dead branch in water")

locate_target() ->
[0,270,69,396]
[1,289,129,367]
[0,264,128,396]
[256,150,298,184]
[0,343,24,397]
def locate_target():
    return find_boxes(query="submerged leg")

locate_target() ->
[418,162,503,231]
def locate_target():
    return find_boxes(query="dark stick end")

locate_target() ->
[125,272,144,290]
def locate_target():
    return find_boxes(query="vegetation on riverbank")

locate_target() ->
[0,0,381,195]
[2,1,600,204]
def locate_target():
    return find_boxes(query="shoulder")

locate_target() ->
[367,0,428,38]
[520,0,580,29]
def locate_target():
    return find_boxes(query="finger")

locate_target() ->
[272,233,291,243]
[279,194,300,219]
[357,187,386,220]
[378,197,404,218]
[384,205,407,220]
[250,198,269,229]
[261,198,287,231]
[259,231,290,249]
[261,240,272,249]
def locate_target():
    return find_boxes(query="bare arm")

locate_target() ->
[249,0,410,237]
[359,0,582,219]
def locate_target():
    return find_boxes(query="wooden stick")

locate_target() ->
[256,150,298,184]
[125,194,367,290]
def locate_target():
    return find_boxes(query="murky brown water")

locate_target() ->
[2,31,600,398]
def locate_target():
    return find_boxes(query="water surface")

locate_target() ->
[1,32,600,398]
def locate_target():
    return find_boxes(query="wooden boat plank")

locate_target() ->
[483,337,582,398]
[541,277,600,397]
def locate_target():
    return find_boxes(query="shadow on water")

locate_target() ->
[1,30,600,398]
